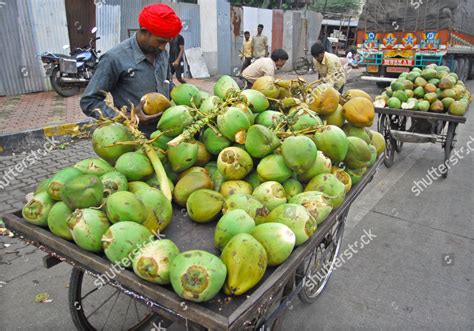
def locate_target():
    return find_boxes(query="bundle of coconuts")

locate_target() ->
[22,75,385,303]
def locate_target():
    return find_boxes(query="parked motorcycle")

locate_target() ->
[40,27,100,97]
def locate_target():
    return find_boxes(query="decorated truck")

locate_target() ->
[356,0,474,86]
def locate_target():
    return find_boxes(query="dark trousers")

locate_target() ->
[170,62,185,82]
[240,57,252,73]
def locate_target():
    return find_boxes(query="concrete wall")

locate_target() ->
[198,0,218,75]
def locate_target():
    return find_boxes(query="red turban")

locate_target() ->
[138,4,182,38]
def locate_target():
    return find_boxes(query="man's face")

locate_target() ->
[142,31,171,53]
[315,52,325,63]
[257,26,263,34]
[244,33,250,41]
[275,59,287,68]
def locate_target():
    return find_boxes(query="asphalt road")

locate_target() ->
[0,78,472,330]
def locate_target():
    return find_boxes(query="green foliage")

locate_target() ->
[312,0,362,13]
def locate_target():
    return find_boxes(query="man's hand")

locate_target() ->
[172,60,179,67]
[135,99,162,123]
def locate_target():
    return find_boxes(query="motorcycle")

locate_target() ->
[40,27,100,97]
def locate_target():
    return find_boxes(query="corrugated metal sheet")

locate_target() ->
[120,0,143,41]
[0,0,44,95]
[29,0,70,90]
[217,0,231,74]
[272,9,284,51]
[230,6,243,75]
[97,0,121,53]
[167,2,201,49]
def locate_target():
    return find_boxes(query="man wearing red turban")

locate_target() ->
[80,4,182,133]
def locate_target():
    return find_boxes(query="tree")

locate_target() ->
[311,0,362,13]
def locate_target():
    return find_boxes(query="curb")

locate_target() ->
[0,119,94,155]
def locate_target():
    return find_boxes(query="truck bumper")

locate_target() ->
[361,76,397,82]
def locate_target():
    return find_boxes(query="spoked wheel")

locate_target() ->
[69,267,158,330]
[50,67,80,97]
[293,58,310,76]
[442,122,457,179]
[393,116,406,153]
[296,217,345,304]
[377,114,395,168]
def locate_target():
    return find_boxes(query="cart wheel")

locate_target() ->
[69,267,158,330]
[296,218,345,304]
[378,114,395,168]
[394,116,406,153]
[442,123,457,179]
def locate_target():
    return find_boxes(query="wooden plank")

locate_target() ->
[374,107,467,123]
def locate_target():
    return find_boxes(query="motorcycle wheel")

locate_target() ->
[50,67,80,97]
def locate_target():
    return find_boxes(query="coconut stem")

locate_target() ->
[143,144,172,201]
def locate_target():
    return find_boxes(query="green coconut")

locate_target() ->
[115,152,154,181]
[255,110,285,128]
[157,105,194,137]
[252,76,280,98]
[60,174,104,210]
[250,223,296,266]
[102,222,153,267]
[132,239,180,284]
[149,130,173,151]
[22,191,55,227]
[217,107,251,143]
[170,83,202,107]
[221,233,267,295]
[222,193,270,225]
[240,89,270,113]
[201,127,231,155]
[288,107,323,131]
[266,204,316,246]
[344,136,372,169]
[100,171,128,197]
[257,154,293,183]
[214,209,256,250]
[313,125,349,163]
[281,136,317,174]
[67,209,110,252]
[282,179,304,198]
[244,170,261,190]
[252,181,288,211]
[289,191,332,225]
[186,189,225,223]
[244,125,281,158]
[74,158,114,176]
[128,181,151,193]
[305,173,346,208]
[167,141,198,173]
[217,147,253,180]
[214,75,240,100]
[92,123,135,164]
[298,151,332,183]
[170,250,227,302]
[47,201,73,240]
[135,187,173,233]
[105,191,147,224]
[47,167,83,200]
[195,141,212,166]
[173,171,214,206]
[342,123,371,144]
[34,177,51,195]
[219,180,254,198]
[199,95,221,114]
[322,104,345,127]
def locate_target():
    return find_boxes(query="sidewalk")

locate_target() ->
[0,68,363,136]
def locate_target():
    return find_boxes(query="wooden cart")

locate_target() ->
[375,107,467,178]
[2,157,383,331]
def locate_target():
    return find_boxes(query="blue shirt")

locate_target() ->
[80,33,170,119]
